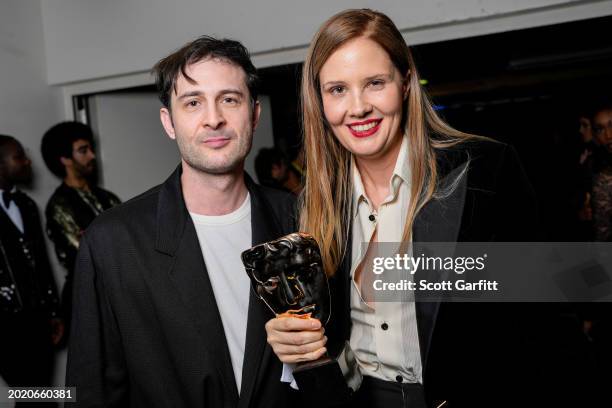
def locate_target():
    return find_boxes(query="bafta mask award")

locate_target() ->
[241,232,350,401]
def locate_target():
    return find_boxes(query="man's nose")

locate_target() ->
[349,92,373,118]
[201,103,226,129]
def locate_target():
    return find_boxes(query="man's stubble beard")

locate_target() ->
[73,159,97,179]
[177,130,253,175]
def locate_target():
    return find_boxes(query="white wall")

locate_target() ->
[1,1,63,204]
[0,0,66,399]
[89,93,180,201]
[41,0,612,86]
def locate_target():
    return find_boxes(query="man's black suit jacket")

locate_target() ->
[66,167,299,407]
[0,191,59,316]
[326,139,550,407]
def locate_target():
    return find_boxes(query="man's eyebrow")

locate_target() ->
[218,88,245,96]
[177,91,203,100]
[176,89,245,100]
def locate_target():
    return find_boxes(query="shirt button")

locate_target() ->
[396,375,403,383]
[368,214,376,222]
[381,322,389,330]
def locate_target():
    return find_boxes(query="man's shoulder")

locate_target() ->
[92,185,121,204]
[85,183,161,236]
[254,184,297,215]
[249,182,298,233]
[257,184,296,205]
[15,191,39,213]
[45,183,71,210]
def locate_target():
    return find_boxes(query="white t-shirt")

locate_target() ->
[189,193,252,394]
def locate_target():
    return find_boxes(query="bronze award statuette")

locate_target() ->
[241,232,351,403]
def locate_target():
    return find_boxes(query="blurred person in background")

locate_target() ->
[590,100,612,241]
[41,122,120,329]
[254,147,302,194]
[575,111,596,240]
[0,135,62,406]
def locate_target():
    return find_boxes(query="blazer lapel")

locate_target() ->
[238,175,284,408]
[413,160,468,370]
[0,192,30,237]
[154,166,239,404]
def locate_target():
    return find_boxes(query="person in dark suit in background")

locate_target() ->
[0,135,62,405]
[41,122,121,328]
[66,36,299,407]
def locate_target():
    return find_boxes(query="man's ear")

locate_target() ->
[160,107,176,140]
[252,100,261,131]
[59,156,72,167]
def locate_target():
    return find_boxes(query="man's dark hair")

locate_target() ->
[590,97,612,121]
[152,35,259,109]
[0,134,19,162]
[41,121,94,178]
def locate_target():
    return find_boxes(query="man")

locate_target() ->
[591,100,612,241]
[66,36,298,407]
[0,135,62,400]
[41,122,121,323]
[586,99,612,404]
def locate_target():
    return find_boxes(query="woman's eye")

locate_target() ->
[330,86,345,95]
[369,79,385,88]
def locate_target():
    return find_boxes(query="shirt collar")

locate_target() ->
[0,186,17,194]
[352,156,367,216]
[392,133,411,189]
[352,133,411,217]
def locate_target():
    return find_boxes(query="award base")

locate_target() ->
[293,355,352,405]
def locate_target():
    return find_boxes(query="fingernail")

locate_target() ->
[311,320,321,329]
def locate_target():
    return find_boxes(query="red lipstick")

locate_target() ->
[347,118,382,138]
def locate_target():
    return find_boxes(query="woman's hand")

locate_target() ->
[265,316,327,364]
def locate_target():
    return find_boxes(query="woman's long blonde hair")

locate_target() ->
[300,9,479,276]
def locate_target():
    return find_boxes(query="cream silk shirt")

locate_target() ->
[349,133,423,386]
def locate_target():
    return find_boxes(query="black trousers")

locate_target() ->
[352,376,427,408]
[0,312,56,407]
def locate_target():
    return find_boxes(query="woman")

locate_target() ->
[266,9,541,407]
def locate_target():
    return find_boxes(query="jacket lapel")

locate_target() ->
[413,160,469,370]
[0,192,30,237]
[154,166,239,404]
[238,175,284,408]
